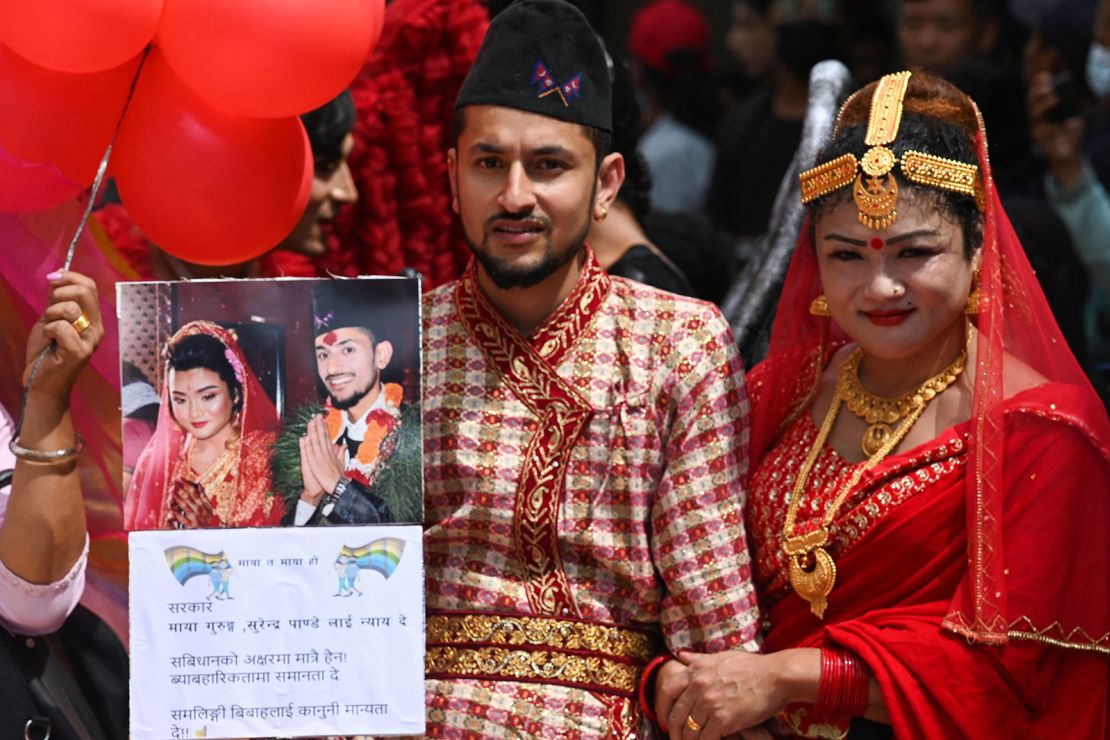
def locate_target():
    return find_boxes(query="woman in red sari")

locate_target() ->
[654,71,1110,738]
[124,320,284,530]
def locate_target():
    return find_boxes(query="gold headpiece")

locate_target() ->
[799,71,985,230]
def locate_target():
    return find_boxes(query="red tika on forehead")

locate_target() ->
[323,331,338,346]
[870,237,884,250]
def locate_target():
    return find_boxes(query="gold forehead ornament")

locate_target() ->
[799,71,985,230]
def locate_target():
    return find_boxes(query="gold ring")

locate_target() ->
[71,313,91,334]
[686,715,703,732]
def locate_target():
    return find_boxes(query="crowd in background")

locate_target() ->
[611,0,1110,407]
[3,0,1109,736]
[86,0,1110,407]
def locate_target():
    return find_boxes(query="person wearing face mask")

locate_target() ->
[124,321,284,530]
[1025,0,1110,404]
[1088,0,1110,101]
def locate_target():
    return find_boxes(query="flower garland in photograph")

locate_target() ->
[325,382,403,488]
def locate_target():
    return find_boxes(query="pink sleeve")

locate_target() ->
[0,403,88,635]
[0,403,15,485]
[0,530,88,635]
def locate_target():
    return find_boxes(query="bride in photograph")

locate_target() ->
[125,320,283,529]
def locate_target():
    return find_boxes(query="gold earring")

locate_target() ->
[809,295,831,317]
[594,205,608,222]
[965,268,981,315]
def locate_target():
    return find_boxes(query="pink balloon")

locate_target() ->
[0,0,162,74]
[157,0,384,118]
[0,140,84,213]
[112,51,312,265]
[0,43,139,184]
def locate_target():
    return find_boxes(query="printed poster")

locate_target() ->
[129,525,424,739]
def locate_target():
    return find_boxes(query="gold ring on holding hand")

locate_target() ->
[686,715,703,732]
[71,313,92,334]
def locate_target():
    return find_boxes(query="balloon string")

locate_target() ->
[15,45,152,441]
[62,44,151,271]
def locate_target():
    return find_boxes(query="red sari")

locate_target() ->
[748,365,1109,737]
[124,321,284,530]
[745,82,1110,737]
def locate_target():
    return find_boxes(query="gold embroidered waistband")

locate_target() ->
[425,612,659,696]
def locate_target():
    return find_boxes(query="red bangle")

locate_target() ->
[814,646,870,717]
[638,654,673,727]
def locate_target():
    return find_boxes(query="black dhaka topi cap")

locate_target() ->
[313,280,378,338]
[455,0,612,132]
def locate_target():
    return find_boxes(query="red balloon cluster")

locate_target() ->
[0,0,385,265]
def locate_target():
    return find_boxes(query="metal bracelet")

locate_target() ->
[8,434,86,464]
[325,476,350,506]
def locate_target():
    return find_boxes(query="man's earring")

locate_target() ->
[809,295,831,317]
[594,205,608,222]
[965,268,981,315]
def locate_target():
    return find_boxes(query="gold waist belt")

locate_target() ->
[425,611,659,697]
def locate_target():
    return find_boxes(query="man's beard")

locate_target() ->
[465,210,591,290]
[329,379,376,410]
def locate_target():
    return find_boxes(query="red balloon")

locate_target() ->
[0,43,139,184]
[157,0,384,118]
[112,52,312,265]
[0,140,83,213]
[0,0,162,74]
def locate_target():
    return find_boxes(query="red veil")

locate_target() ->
[124,321,281,530]
[749,76,1110,730]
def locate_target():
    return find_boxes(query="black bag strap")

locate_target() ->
[0,625,109,740]
[0,630,45,736]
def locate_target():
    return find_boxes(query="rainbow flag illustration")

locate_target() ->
[164,546,228,585]
[339,538,405,579]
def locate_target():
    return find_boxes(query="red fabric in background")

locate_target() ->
[267,0,489,286]
[93,202,154,279]
[98,0,489,286]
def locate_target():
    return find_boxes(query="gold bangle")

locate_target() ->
[8,434,86,464]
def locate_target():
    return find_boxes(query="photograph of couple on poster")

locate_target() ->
[118,277,422,532]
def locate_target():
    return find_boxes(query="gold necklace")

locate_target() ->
[186,435,241,523]
[838,346,967,456]
[782,356,937,619]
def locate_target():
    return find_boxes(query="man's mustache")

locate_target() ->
[485,211,551,227]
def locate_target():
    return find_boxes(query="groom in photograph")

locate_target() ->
[276,280,421,525]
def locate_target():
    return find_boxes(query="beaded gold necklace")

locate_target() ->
[782,346,967,618]
[838,346,967,456]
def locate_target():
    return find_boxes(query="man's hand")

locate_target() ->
[301,414,346,498]
[298,432,327,505]
[666,650,804,740]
